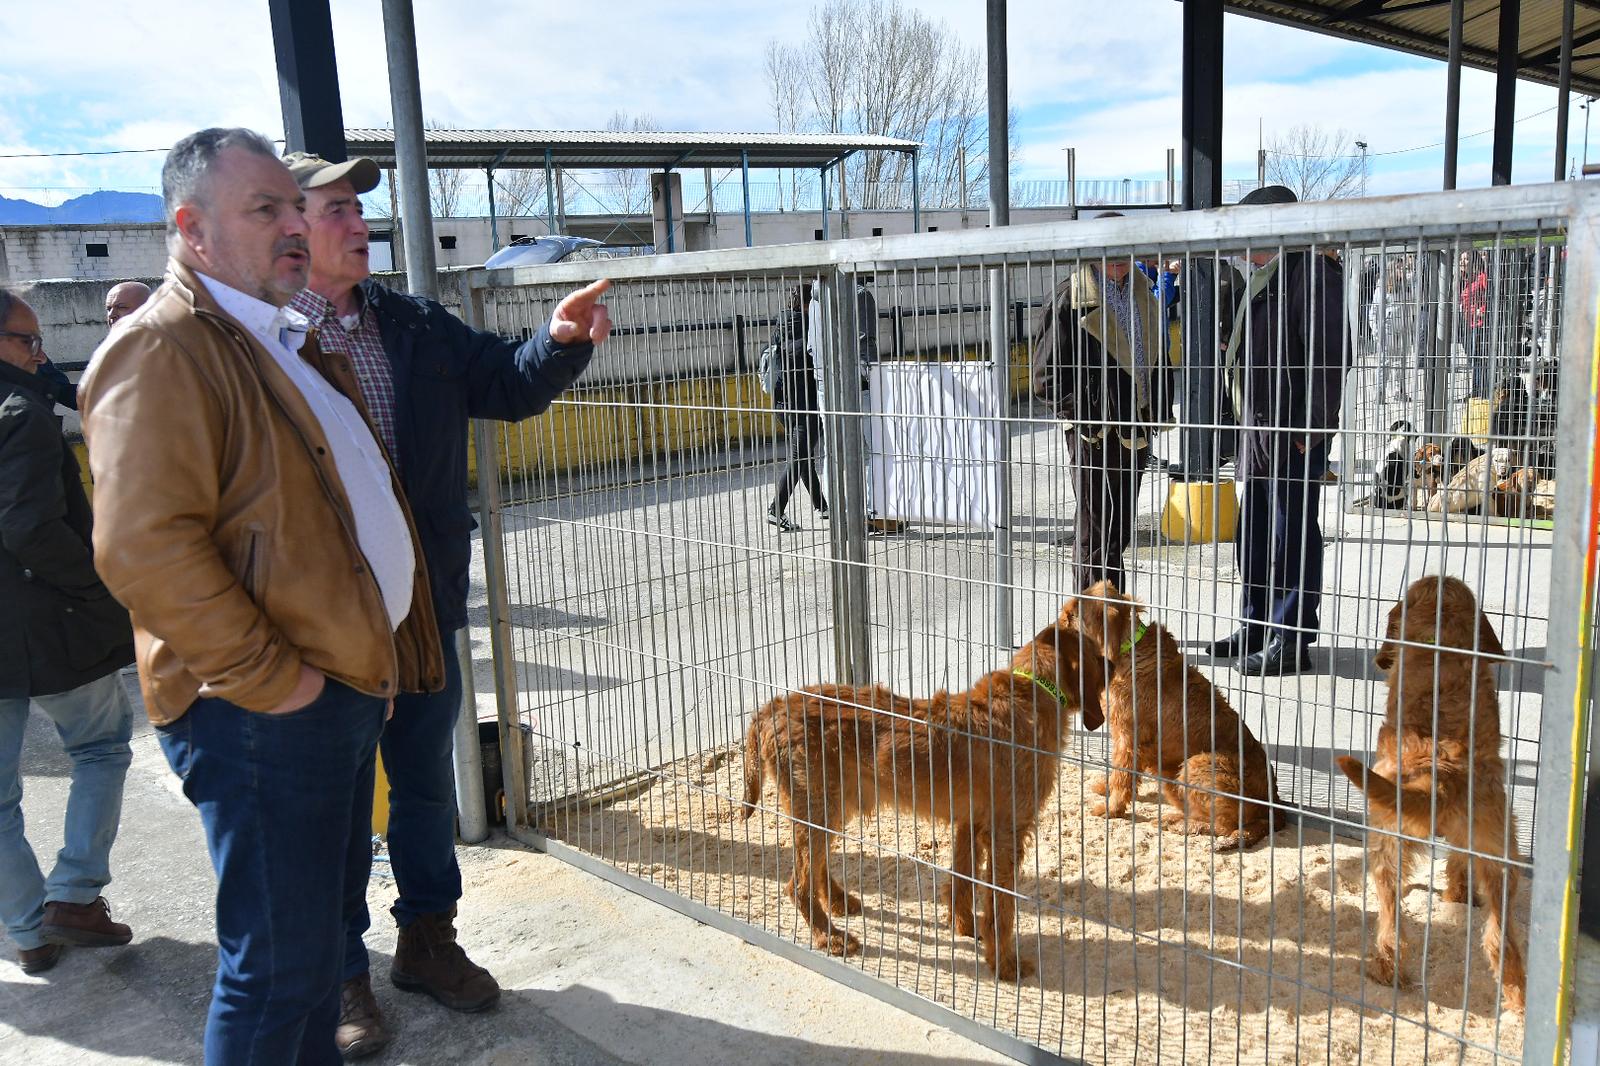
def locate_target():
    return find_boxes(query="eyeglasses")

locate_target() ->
[0,331,43,355]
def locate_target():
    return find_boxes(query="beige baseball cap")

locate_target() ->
[282,152,381,194]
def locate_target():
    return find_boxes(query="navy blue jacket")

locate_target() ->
[361,278,594,633]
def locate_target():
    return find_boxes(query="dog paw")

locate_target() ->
[818,931,862,957]
[988,951,1034,982]
[1160,813,1191,833]
[1089,775,1109,796]
[1089,801,1109,818]
[831,892,863,917]
[949,910,977,938]
[1367,955,1404,989]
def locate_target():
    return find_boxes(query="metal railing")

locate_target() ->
[462,182,1600,1065]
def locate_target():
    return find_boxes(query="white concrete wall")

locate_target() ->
[0,224,167,284]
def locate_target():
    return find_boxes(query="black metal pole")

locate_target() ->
[267,0,347,161]
[1492,0,1521,186]
[1558,0,1575,181]
[1444,0,1463,189]
[1179,0,1224,480]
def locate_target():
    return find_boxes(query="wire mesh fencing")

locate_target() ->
[463,184,1600,1065]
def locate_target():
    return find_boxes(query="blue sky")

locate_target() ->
[0,0,1577,207]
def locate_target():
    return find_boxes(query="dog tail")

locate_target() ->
[740,707,770,820]
[1335,755,1435,815]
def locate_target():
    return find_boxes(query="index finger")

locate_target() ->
[560,278,612,311]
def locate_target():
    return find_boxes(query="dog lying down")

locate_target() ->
[1065,581,1284,851]
[1335,575,1525,1013]
[741,618,1105,981]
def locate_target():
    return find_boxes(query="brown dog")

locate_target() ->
[1065,581,1282,850]
[741,620,1104,980]
[1335,576,1525,1013]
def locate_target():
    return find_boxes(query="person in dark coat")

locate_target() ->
[287,152,612,1056]
[767,282,827,531]
[0,289,136,975]
[1031,236,1178,593]
[1206,186,1349,675]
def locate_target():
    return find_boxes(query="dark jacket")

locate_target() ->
[360,278,595,633]
[0,361,132,698]
[1230,252,1348,480]
[1029,266,1177,449]
[770,308,819,412]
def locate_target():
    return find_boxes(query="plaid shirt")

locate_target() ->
[290,287,400,464]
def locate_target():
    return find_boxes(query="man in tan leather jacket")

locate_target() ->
[78,128,446,1064]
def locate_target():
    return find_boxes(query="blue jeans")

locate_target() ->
[160,681,385,1066]
[1236,448,1326,646]
[0,671,134,951]
[342,629,464,980]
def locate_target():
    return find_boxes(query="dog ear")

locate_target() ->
[1476,610,1507,659]
[1374,601,1401,671]
[1078,652,1105,731]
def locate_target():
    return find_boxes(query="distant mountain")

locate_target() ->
[0,190,164,226]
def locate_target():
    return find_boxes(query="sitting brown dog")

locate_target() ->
[741,619,1104,980]
[1335,576,1525,1013]
[1065,581,1282,850]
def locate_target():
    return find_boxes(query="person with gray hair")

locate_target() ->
[80,128,447,1062]
[0,286,136,976]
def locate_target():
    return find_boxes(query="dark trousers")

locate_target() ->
[343,629,464,981]
[771,409,827,517]
[1235,452,1325,645]
[1465,324,1491,398]
[1067,431,1147,593]
[158,681,385,1066]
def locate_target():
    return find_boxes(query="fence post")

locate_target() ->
[818,268,872,684]
[989,266,1014,652]
[1524,197,1600,1066]
[463,274,533,835]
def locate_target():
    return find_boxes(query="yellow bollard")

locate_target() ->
[1462,396,1491,446]
[372,752,390,837]
[1160,479,1239,544]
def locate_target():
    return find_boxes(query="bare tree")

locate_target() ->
[492,169,548,218]
[1265,124,1367,202]
[428,168,467,217]
[764,0,989,211]
[601,111,660,216]
[764,41,811,211]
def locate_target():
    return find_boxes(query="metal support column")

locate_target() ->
[1444,0,1464,189]
[1178,0,1224,480]
[1066,147,1077,219]
[663,170,675,253]
[544,148,556,234]
[1492,0,1521,186]
[267,0,347,161]
[986,0,1014,651]
[821,163,831,240]
[486,147,510,253]
[380,0,437,300]
[818,270,871,684]
[740,149,752,247]
[1559,0,1576,181]
[910,149,921,233]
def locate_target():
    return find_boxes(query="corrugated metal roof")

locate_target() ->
[342,129,920,170]
[1219,0,1600,97]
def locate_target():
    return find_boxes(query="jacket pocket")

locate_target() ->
[234,522,269,602]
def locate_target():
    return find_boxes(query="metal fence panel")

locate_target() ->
[467,183,1600,1065]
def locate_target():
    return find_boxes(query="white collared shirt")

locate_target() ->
[199,274,414,631]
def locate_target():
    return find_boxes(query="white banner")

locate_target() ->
[865,362,1003,529]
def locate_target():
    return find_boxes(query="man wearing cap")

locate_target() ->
[284,151,612,1058]
[1205,185,1348,675]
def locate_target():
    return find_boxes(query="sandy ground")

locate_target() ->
[541,746,1528,1066]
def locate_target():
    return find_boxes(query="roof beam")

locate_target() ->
[1325,0,1450,24]
[1523,25,1600,68]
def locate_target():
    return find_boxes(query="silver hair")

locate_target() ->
[161,128,279,240]
[0,286,23,328]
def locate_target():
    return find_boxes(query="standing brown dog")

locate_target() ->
[1065,581,1282,850]
[1335,576,1525,1012]
[741,619,1104,980]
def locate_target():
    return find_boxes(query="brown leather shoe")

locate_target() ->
[18,943,62,974]
[335,973,392,1060]
[389,906,500,1013]
[41,897,131,947]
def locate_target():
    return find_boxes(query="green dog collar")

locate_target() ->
[1120,620,1150,655]
[1014,668,1068,706]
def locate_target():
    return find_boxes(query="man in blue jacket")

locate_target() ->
[286,153,611,1058]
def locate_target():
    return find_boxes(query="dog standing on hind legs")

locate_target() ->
[740,619,1104,980]
[1335,575,1526,1013]
[1065,581,1283,850]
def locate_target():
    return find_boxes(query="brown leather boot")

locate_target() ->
[334,973,391,1060]
[18,943,62,974]
[40,897,131,947]
[389,906,499,1012]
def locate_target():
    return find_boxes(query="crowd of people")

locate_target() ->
[2,127,612,1062]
